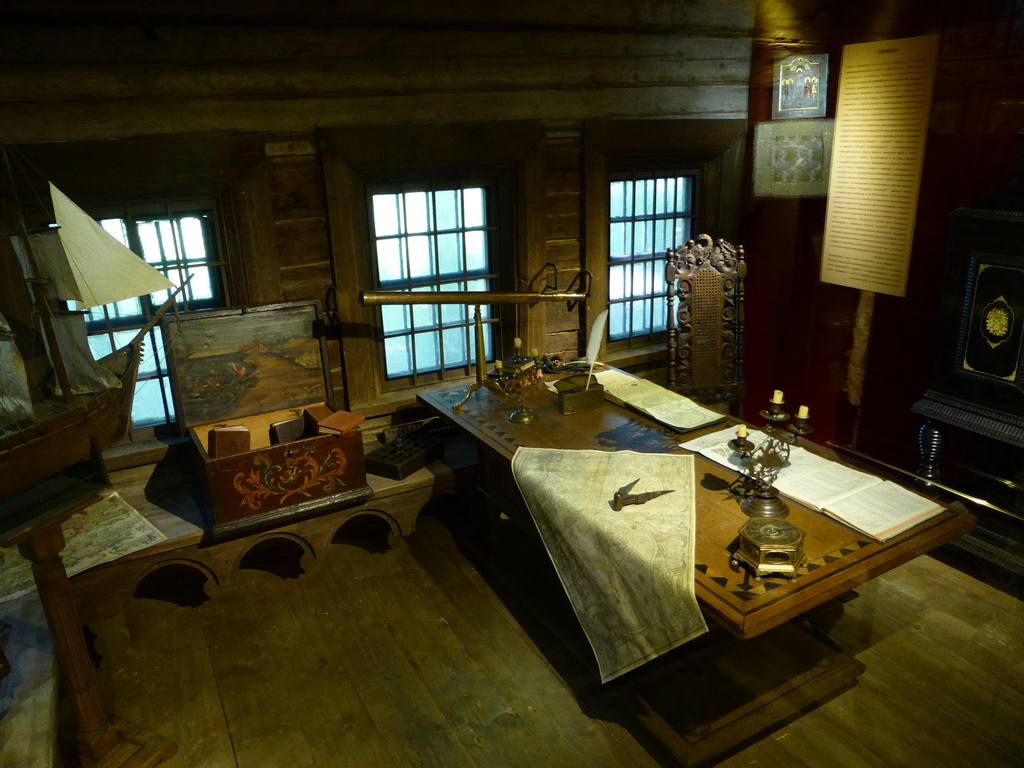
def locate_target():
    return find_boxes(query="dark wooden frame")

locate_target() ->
[321,122,547,417]
[583,118,747,370]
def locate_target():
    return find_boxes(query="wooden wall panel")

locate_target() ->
[0,4,756,419]
[0,7,754,144]
[0,1,757,32]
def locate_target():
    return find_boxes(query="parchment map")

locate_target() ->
[0,492,166,603]
[511,448,707,682]
[593,369,723,431]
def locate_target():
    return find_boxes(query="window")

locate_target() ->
[322,121,542,414]
[368,181,498,383]
[80,201,229,429]
[608,172,697,343]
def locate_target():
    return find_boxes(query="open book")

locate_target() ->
[592,368,724,432]
[681,428,943,541]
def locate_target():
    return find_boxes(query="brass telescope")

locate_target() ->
[359,284,589,412]
[359,289,587,306]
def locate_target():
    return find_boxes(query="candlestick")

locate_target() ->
[772,389,784,404]
[797,405,809,419]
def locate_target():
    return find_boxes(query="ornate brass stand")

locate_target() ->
[728,392,813,581]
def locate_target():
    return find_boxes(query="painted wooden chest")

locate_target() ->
[163,300,370,539]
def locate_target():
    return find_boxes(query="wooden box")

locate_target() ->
[164,300,371,539]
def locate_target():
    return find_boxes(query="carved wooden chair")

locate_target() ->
[665,234,746,414]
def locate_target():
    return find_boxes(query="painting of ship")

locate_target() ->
[0,148,183,501]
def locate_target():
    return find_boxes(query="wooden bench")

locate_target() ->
[0,433,478,767]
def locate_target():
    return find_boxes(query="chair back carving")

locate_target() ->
[666,234,746,411]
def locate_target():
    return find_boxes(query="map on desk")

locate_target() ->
[0,492,166,603]
[592,369,725,432]
[512,448,707,683]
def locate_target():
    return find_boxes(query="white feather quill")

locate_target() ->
[585,309,609,389]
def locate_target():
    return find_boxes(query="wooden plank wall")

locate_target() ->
[0,2,754,143]
[0,2,754,415]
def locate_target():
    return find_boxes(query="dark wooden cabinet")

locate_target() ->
[912,141,1024,573]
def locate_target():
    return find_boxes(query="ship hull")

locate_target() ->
[0,342,140,500]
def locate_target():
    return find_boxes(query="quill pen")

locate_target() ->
[585,309,609,390]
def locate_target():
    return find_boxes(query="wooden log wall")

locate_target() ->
[0,1,755,419]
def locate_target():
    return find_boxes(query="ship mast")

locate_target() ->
[2,144,74,402]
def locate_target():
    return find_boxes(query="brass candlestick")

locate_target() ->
[732,391,814,519]
[728,390,813,582]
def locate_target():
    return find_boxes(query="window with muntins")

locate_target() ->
[608,173,697,343]
[80,202,228,429]
[369,182,497,383]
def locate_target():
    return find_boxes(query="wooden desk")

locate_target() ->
[418,381,977,765]
[419,382,974,638]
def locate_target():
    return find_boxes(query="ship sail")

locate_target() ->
[9,183,174,308]
[1,162,188,498]
[0,311,34,424]
[48,183,174,307]
[7,182,177,398]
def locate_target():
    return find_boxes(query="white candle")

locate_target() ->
[531,348,539,358]
[772,390,784,404]
[737,424,747,438]
[797,405,809,419]
[514,337,522,349]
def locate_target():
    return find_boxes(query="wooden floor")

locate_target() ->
[68,504,1024,768]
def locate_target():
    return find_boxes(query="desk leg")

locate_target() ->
[18,524,176,768]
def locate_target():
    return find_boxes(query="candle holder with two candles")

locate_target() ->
[729,390,813,519]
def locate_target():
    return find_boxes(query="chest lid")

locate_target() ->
[163,300,331,433]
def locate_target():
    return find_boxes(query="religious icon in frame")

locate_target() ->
[772,54,828,120]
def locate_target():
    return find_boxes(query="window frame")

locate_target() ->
[81,197,232,433]
[606,167,703,349]
[366,177,503,390]
[584,118,747,372]
[322,122,546,417]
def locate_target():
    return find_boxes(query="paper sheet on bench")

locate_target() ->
[511,448,707,683]
[0,492,166,603]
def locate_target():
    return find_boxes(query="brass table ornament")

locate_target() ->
[498,340,542,423]
[731,391,814,519]
[731,517,807,582]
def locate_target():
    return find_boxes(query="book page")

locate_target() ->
[823,481,941,541]
[681,427,768,471]
[595,370,724,431]
[775,461,880,511]
[681,427,832,480]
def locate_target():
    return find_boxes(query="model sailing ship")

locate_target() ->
[0,149,183,500]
